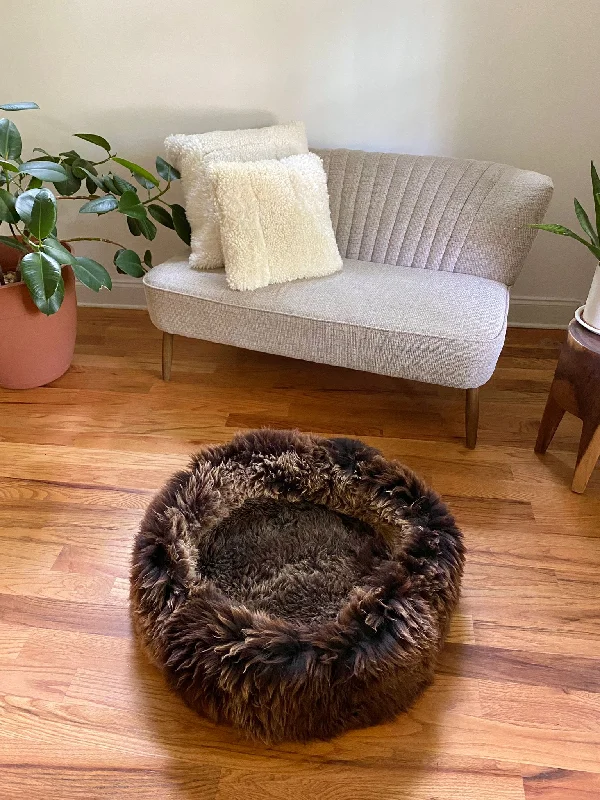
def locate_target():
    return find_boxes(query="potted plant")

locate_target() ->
[532,161,600,333]
[0,101,191,389]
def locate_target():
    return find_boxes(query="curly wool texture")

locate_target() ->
[165,122,308,271]
[130,430,464,743]
[209,153,342,291]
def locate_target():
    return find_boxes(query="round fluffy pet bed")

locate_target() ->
[131,430,464,743]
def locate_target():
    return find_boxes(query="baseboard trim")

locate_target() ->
[77,279,582,330]
[507,295,580,329]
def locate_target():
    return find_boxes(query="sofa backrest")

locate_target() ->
[313,148,553,286]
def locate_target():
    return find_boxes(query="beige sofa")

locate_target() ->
[143,148,553,447]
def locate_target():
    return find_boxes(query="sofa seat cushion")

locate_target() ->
[143,258,509,389]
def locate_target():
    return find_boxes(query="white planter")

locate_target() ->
[583,263,600,331]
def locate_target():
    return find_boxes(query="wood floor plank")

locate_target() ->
[0,310,598,797]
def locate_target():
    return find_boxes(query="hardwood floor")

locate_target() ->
[1,307,599,799]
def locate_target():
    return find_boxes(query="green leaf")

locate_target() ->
[15,188,54,223]
[111,157,159,187]
[155,156,180,181]
[74,133,111,152]
[85,176,98,195]
[0,102,39,111]
[33,147,51,156]
[20,250,62,314]
[112,174,137,196]
[148,203,174,229]
[531,223,600,260]
[0,187,18,223]
[0,235,28,252]
[42,237,75,265]
[54,164,82,196]
[0,118,22,160]
[20,160,68,182]
[27,176,43,190]
[114,248,145,277]
[118,190,147,220]
[591,162,600,245]
[79,194,118,214]
[101,174,118,194]
[0,159,18,173]
[143,249,152,267]
[29,189,57,241]
[133,173,156,191]
[72,256,112,292]
[81,168,105,193]
[59,149,81,164]
[574,198,598,245]
[127,216,141,236]
[136,216,157,240]
[171,203,191,245]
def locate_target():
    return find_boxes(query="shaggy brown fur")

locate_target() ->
[130,430,464,743]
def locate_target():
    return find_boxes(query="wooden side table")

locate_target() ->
[535,318,600,493]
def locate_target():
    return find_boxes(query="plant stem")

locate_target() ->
[56,195,95,200]
[143,182,170,206]
[62,236,127,249]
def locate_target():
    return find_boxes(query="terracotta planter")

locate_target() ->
[0,244,77,389]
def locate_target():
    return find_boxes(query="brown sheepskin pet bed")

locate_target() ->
[130,430,464,743]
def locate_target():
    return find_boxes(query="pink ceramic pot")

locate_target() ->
[0,243,77,390]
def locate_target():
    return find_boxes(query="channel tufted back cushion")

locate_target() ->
[313,149,553,286]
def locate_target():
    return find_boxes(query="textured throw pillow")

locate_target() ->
[165,122,308,270]
[208,153,342,291]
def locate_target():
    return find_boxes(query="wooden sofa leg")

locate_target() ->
[465,388,479,449]
[162,332,174,381]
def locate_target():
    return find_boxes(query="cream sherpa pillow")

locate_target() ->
[208,153,342,291]
[165,122,308,270]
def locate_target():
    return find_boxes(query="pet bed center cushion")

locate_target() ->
[131,430,464,744]
[208,152,342,290]
[197,499,383,625]
[164,122,308,270]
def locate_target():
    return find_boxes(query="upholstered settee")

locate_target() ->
[143,148,553,447]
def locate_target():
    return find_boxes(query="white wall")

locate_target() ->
[6,0,600,325]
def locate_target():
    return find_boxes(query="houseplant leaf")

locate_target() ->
[79,194,118,214]
[155,156,180,181]
[111,157,159,187]
[114,248,145,277]
[136,216,157,240]
[54,164,82,196]
[148,203,174,229]
[171,203,191,245]
[0,118,22,160]
[111,174,137,196]
[20,250,62,314]
[574,198,598,245]
[20,160,68,182]
[0,159,18,173]
[74,133,111,152]
[531,223,600,260]
[127,217,142,236]
[0,234,28,252]
[591,161,600,244]
[118,190,147,220]
[0,187,19,223]
[72,256,112,291]
[29,189,57,241]
[143,250,152,267]
[0,102,39,111]
[15,188,53,223]
[42,237,76,265]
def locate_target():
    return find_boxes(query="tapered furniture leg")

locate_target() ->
[572,422,600,494]
[465,388,479,449]
[534,388,566,454]
[535,319,600,493]
[162,332,174,381]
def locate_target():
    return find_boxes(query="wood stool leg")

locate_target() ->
[162,332,174,381]
[572,421,600,494]
[465,388,479,449]
[534,387,565,454]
